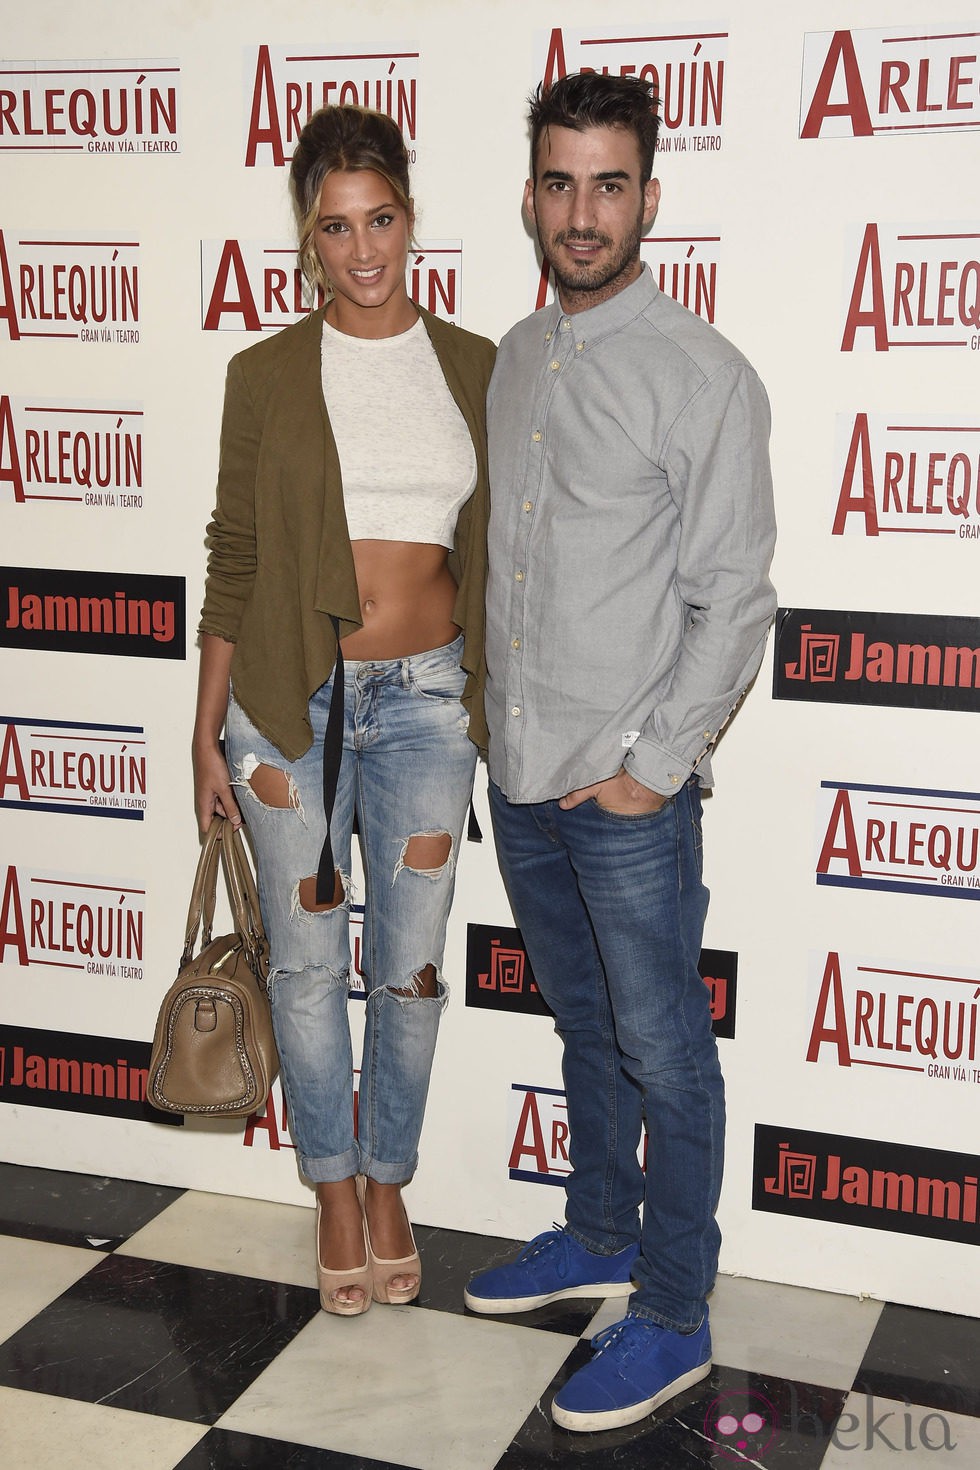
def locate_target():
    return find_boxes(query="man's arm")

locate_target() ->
[622,358,777,799]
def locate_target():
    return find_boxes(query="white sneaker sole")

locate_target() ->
[552,1357,712,1432]
[463,1277,634,1315]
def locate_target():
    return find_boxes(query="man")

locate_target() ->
[465,72,777,1433]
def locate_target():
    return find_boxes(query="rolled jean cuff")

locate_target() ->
[359,1153,418,1186]
[300,1146,361,1185]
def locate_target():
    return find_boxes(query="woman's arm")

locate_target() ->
[192,632,242,833]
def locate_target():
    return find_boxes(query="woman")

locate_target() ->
[193,105,494,1315]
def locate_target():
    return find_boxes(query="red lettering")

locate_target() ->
[842,224,889,351]
[202,241,261,332]
[801,31,875,139]
[832,413,878,535]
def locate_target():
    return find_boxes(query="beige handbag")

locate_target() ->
[147,817,278,1117]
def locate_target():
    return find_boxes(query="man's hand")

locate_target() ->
[558,766,669,815]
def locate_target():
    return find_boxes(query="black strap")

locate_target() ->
[315,617,345,904]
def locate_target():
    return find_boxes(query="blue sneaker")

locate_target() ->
[552,1311,712,1432]
[464,1228,638,1315]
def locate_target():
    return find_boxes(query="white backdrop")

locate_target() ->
[2,0,978,1318]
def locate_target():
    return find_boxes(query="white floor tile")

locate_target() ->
[820,1392,977,1466]
[117,1188,316,1288]
[709,1274,883,1388]
[219,1303,573,1470]
[0,1237,101,1343]
[0,1387,206,1470]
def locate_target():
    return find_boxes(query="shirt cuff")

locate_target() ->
[623,737,699,798]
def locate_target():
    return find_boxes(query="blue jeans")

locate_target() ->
[488,777,723,1332]
[226,636,477,1186]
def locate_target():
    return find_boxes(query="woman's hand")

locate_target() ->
[193,740,242,834]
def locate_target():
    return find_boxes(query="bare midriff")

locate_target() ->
[340,540,460,660]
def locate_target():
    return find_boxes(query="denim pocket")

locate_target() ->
[590,794,674,823]
[410,661,467,703]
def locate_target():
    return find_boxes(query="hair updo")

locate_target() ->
[290,106,413,293]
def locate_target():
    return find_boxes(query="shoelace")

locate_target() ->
[515,1225,568,1273]
[590,1314,651,1357]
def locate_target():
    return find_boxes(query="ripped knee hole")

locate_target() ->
[402,831,452,873]
[298,870,345,912]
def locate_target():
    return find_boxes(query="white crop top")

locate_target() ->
[320,315,477,548]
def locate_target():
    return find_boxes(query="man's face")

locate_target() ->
[525,123,661,311]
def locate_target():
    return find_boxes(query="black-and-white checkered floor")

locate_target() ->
[0,1163,977,1468]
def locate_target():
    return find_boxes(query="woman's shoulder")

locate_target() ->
[227,309,324,398]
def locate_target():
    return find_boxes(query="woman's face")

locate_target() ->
[314,168,413,331]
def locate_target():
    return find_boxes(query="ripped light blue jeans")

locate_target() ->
[226,635,476,1185]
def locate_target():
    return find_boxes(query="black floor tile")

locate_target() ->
[0,1251,320,1423]
[0,1161,183,1250]
[499,1355,848,1468]
[415,1222,603,1336]
[176,1428,407,1469]
[854,1301,980,1417]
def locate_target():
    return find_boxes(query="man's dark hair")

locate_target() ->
[528,72,661,184]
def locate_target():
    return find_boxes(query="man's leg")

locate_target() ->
[464,782,642,1313]
[550,778,721,1430]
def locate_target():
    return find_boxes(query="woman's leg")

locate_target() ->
[226,684,367,1304]
[351,639,477,1281]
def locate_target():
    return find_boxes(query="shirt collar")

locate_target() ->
[542,263,658,345]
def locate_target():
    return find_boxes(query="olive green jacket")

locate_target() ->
[200,306,495,758]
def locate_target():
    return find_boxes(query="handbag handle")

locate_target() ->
[180,818,226,968]
[221,822,270,989]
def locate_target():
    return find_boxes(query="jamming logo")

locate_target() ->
[816,780,980,901]
[0,230,139,343]
[801,28,980,140]
[1,566,183,660]
[0,394,143,509]
[774,608,980,712]
[0,716,147,819]
[537,26,726,151]
[532,232,720,320]
[753,1124,978,1246]
[807,950,980,1084]
[466,923,737,1036]
[244,43,419,167]
[0,864,144,976]
[0,58,180,153]
[840,222,980,352]
[244,1069,360,1152]
[202,238,462,330]
[832,413,980,539]
[0,1023,179,1125]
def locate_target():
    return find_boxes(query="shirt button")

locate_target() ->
[549,359,560,371]
[511,706,521,717]
[703,730,712,739]
[515,570,525,582]
[531,431,542,442]
[544,332,552,343]
[523,500,533,512]
[575,341,584,352]
[561,317,571,329]
[669,775,679,785]
[511,637,521,649]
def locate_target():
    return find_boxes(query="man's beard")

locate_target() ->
[541,210,644,299]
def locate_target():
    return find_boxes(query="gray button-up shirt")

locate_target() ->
[485,266,776,804]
